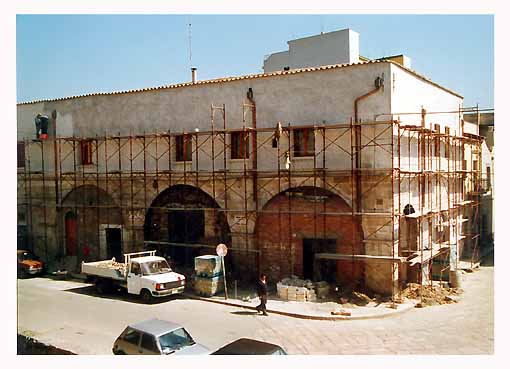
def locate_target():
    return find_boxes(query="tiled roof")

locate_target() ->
[17,60,462,105]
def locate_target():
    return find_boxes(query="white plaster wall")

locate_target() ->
[389,64,463,131]
[18,101,78,140]
[464,120,479,135]
[18,62,466,178]
[18,63,391,137]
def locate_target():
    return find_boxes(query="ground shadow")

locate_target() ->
[481,248,494,267]
[230,311,260,316]
[17,335,75,355]
[63,284,186,305]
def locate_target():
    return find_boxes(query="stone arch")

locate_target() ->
[144,184,231,270]
[255,186,364,285]
[259,181,354,212]
[61,185,123,266]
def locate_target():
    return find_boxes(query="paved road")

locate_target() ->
[17,267,493,355]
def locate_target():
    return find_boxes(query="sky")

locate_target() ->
[16,14,493,108]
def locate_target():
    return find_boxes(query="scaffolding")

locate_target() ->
[16,106,486,297]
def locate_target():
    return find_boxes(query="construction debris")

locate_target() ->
[401,283,463,306]
[331,309,351,316]
[95,260,127,274]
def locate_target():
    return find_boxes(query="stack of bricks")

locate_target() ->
[277,277,324,302]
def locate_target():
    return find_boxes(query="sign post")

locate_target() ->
[216,243,228,300]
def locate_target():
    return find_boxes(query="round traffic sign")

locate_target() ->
[216,243,228,257]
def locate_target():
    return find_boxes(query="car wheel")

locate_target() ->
[113,349,126,355]
[141,289,153,304]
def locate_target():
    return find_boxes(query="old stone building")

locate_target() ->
[16,31,484,296]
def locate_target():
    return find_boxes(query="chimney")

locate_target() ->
[191,67,197,83]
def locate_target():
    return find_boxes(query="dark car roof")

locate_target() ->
[129,318,182,337]
[211,338,286,355]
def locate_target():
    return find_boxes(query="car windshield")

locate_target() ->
[158,328,195,354]
[141,260,172,275]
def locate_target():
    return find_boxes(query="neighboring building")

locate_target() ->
[464,112,494,258]
[263,28,412,73]
[17,30,483,296]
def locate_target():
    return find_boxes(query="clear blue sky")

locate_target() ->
[16,14,493,108]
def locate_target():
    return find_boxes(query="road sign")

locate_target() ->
[216,243,228,257]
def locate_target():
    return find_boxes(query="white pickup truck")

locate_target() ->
[81,251,186,303]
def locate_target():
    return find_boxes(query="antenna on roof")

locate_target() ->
[188,20,193,68]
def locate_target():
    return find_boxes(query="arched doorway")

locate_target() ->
[61,185,122,265]
[144,185,231,270]
[255,186,364,285]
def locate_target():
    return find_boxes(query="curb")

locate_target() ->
[183,293,416,321]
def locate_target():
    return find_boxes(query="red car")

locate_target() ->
[17,250,44,278]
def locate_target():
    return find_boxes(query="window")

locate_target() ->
[293,128,314,157]
[122,328,141,346]
[231,131,249,159]
[17,142,25,168]
[175,134,192,162]
[80,140,93,165]
[158,328,194,352]
[130,262,141,275]
[141,334,159,353]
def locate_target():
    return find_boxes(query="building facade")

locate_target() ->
[17,57,483,295]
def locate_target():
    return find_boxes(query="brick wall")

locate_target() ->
[255,188,363,285]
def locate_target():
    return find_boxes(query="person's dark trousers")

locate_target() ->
[256,294,268,315]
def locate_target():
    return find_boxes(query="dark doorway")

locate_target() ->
[106,228,122,261]
[17,225,28,250]
[303,238,337,282]
[168,209,205,265]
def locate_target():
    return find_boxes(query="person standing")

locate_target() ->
[256,273,268,316]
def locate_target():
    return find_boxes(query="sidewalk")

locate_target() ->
[183,292,417,320]
[68,272,417,320]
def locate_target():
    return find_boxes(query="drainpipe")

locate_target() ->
[247,88,259,273]
[247,88,258,210]
[52,110,61,256]
[353,76,384,213]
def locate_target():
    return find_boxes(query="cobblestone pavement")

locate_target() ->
[17,267,493,355]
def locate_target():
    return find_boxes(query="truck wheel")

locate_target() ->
[141,289,153,304]
[95,280,106,295]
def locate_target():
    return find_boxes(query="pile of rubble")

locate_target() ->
[277,276,329,302]
[96,259,127,274]
[401,283,462,306]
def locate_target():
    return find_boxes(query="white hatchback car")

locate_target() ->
[112,318,210,355]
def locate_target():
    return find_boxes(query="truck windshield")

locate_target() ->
[141,260,172,275]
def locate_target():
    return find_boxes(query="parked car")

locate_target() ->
[17,249,44,278]
[211,338,287,355]
[112,318,210,355]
